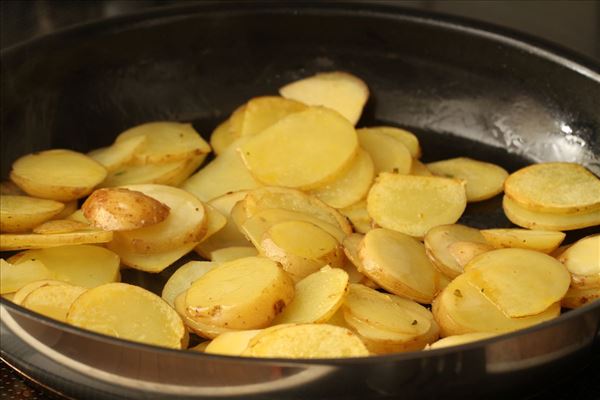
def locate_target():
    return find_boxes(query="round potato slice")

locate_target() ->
[359,126,421,159]
[161,261,218,307]
[239,96,308,137]
[339,200,373,234]
[427,332,497,350]
[22,283,87,322]
[426,157,508,202]
[504,162,600,214]
[205,330,262,356]
[239,107,358,189]
[341,234,378,287]
[558,235,600,289]
[67,282,187,349]
[481,228,566,254]
[109,240,197,273]
[174,291,236,339]
[87,135,146,172]
[273,266,348,324]
[12,279,67,305]
[32,219,90,234]
[561,287,600,309]
[185,257,295,330]
[356,129,412,175]
[243,323,369,358]
[209,246,258,263]
[0,229,113,251]
[0,258,52,294]
[0,195,65,233]
[99,158,193,188]
[367,173,467,238]
[359,229,438,303]
[10,149,107,201]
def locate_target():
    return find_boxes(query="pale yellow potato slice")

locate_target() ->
[11,245,120,288]
[111,184,206,254]
[426,157,508,202]
[0,258,52,294]
[561,287,600,309]
[410,159,433,176]
[198,204,227,243]
[174,291,236,339]
[22,283,87,322]
[502,195,600,231]
[239,96,308,137]
[67,282,187,349]
[260,221,344,282]
[341,234,378,287]
[481,228,566,253]
[435,271,453,294]
[0,195,65,233]
[182,137,261,202]
[228,104,247,137]
[432,273,561,337]
[12,279,67,305]
[339,200,372,234]
[87,135,146,172]
[205,330,262,356]
[0,229,113,251]
[504,162,600,214]
[356,129,412,175]
[32,219,90,234]
[163,154,207,186]
[273,266,348,324]
[115,121,210,164]
[100,158,192,188]
[558,235,600,289]
[279,71,369,125]
[424,224,488,278]
[210,246,258,263]
[109,240,197,273]
[161,261,218,307]
[66,209,88,224]
[209,118,237,156]
[367,173,467,238]
[185,257,295,330]
[10,149,107,201]
[446,241,494,270]
[427,332,497,350]
[239,107,358,189]
[359,228,438,303]
[358,126,421,159]
[51,200,78,220]
[310,149,374,208]
[243,323,369,358]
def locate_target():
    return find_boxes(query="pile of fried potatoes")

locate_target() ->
[1,71,599,358]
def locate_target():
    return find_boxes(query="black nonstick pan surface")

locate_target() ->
[1,2,599,399]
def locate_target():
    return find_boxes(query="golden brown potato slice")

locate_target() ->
[100,158,193,188]
[561,287,600,309]
[273,266,348,324]
[339,200,373,234]
[67,282,187,349]
[205,330,262,356]
[427,332,497,350]
[481,228,565,253]
[161,261,218,307]
[110,240,197,273]
[239,96,308,137]
[410,159,433,176]
[0,229,113,251]
[358,126,420,158]
[22,283,87,322]
[32,219,90,234]
[279,71,369,125]
[185,257,295,330]
[504,162,600,214]
[10,149,107,202]
[239,107,358,189]
[558,235,600,289]
[426,157,508,202]
[356,129,412,175]
[209,118,237,156]
[367,173,467,237]
[243,323,369,358]
[12,279,67,305]
[210,246,258,263]
[0,195,65,233]
[0,258,52,294]
[359,229,438,303]
[87,135,146,172]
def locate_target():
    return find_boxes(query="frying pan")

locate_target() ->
[1,2,599,399]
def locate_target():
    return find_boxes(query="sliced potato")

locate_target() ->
[205,330,262,356]
[340,200,372,234]
[356,129,412,175]
[427,332,497,350]
[87,135,146,172]
[0,229,113,251]
[22,283,87,322]
[110,240,197,273]
[367,173,467,237]
[481,228,565,253]
[210,246,258,263]
[0,180,25,195]
[161,261,217,307]
[0,258,52,294]
[189,341,210,352]
[198,204,227,243]
[504,162,600,214]
[342,234,378,287]
[10,149,107,201]
[209,118,237,156]
[239,96,308,137]
[239,107,358,189]
[359,126,421,159]
[426,157,508,202]
[279,71,369,125]
[558,235,600,289]
[52,200,78,220]
[67,282,187,349]
[561,287,600,309]
[0,195,65,233]
[185,257,295,330]
[410,159,433,176]
[446,241,493,270]
[100,158,193,188]
[174,291,236,339]
[12,279,68,305]
[32,219,90,234]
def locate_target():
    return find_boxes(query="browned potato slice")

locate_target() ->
[360,126,421,159]
[481,228,566,253]
[339,200,372,234]
[100,158,193,188]
[0,229,113,251]
[504,162,600,214]
[174,291,236,339]
[279,71,369,125]
[10,149,107,201]
[33,219,90,234]
[410,160,433,176]
[205,330,262,356]
[273,266,348,324]
[185,257,295,330]
[87,135,146,172]
[210,246,258,263]
[356,129,412,175]
[1,258,52,294]
[161,261,217,307]
[67,282,187,349]
[239,107,358,189]
[110,241,197,273]
[558,235,600,289]
[243,323,369,358]
[561,287,600,309]
[22,283,87,322]
[359,229,438,303]
[239,96,308,137]
[12,279,67,305]
[433,273,561,337]
[502,195,600,231]
[209,119,236,156]
[426,157,508,202]
[367,173,467,237]
[1,195,65,233]
[427,332,497,349]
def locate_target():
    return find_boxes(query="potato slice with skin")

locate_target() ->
[239,96,308,137]
[273,266,348,324]
[481,228,566,254]
[10,149,107,202]
[243,323,369,358]
[310,149,375,209]
[561,287,600,309]
[504,162,600,214]
[1,195,65,233]
[161,261,218,307]
[426,157,508,202]
[356,129,412,175]
[358,126,421,159]
[22,283,87,322]
[0,229,113,251]
[210,246,258,263]
[558,235,600,289]
[12,279,67,305]
[411,159,433,176]
[100,158,194,188]
[368,173,467,238]
[33,219,90,234]
[279,71,369,125]
[88,135,146,172]
[205,330,262,356]
[174,292,236,339]
[1,258,52,294]
[110,240,197,273]
[239,107,358,189]
[185,257,295,330]
[464,248,570,317]
[67,282,187,349]
[340,200,372,234]
[427,332,497,350]
[359,229,438,303]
